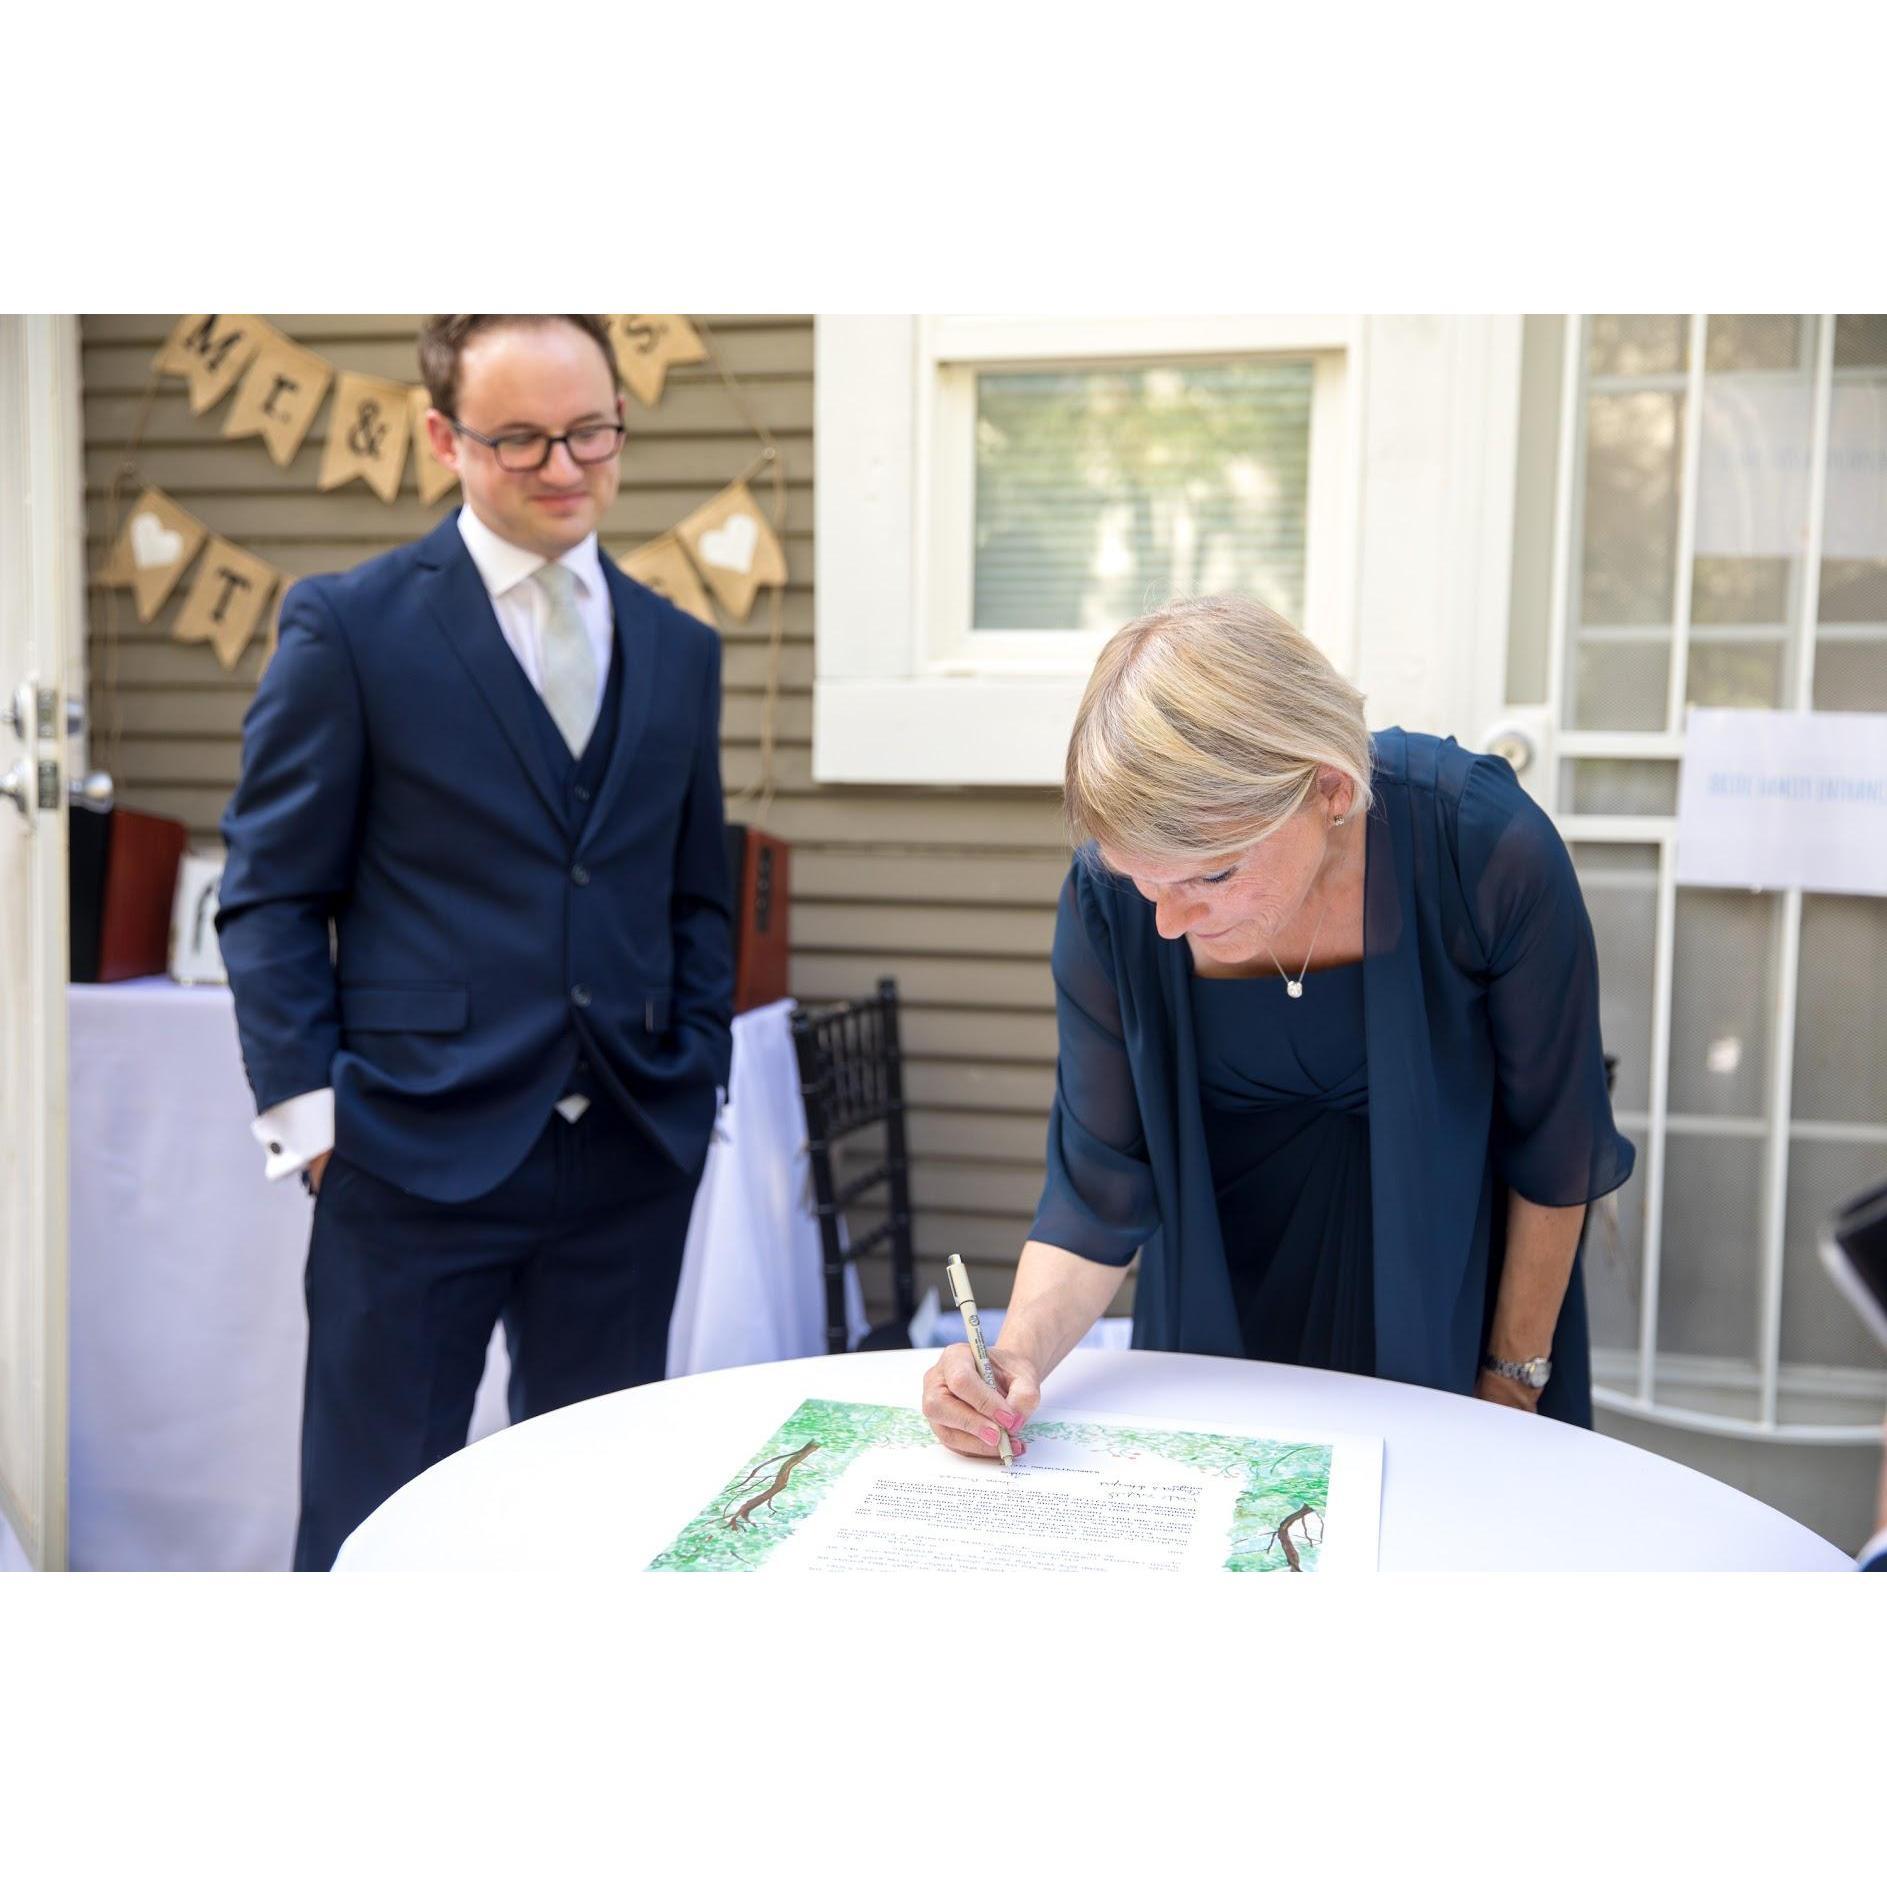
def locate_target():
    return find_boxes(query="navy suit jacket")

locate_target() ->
[217,511,734,1203]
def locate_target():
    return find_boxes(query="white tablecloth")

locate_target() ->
[55,981,851,1571]
[333,1348,1852,1572]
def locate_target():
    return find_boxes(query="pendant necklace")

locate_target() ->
[1264,882,1330,999]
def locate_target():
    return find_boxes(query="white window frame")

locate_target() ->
[815,315,1361,785]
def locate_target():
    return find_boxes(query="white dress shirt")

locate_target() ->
[252,507,614,1180]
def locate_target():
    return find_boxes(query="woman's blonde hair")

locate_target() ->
[1063,595,1373,866]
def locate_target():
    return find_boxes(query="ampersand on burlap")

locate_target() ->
[318,370,412,503]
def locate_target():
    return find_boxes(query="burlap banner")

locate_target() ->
[318,371,413,503]
[223,330,334,468]
[157,313,269,415]
[620,531,717,624]
[673,478,787,621]
[173,536,286,671]
[104,486,209,623]
[606,314,708,406]
[107,319,795,693]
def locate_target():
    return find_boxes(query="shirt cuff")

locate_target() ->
[1857,1525,1887,1571]
[254,1089,335,1182]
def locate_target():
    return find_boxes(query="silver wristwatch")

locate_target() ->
[1482,1352,1552,1390]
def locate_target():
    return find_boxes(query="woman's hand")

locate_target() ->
[1474,1368,1542,1414]
[921,1343,1041,1459]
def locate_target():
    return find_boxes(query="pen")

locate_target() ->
[946,1252,1014,1467]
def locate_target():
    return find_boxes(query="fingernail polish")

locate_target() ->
[981,1425,999,1446]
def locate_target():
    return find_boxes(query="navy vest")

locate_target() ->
[515,612,627,838]
[508,611,628,1113]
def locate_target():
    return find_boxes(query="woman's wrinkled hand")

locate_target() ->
[921,1343,1042,1459]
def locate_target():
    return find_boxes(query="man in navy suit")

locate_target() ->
[218,314,733,1570]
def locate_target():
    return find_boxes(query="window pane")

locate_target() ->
[1705,315,1803,373]
[1586,1165,1644,1357]
[1793,894,1887,1125]
[1561,758,1678,816]
[1691,337,1819,705]
[1688,636,1786,708]
[1691,555,1790,624]
[1813,349,1887,707]
[971,360,1312,632]
[1818,558,1887,621]
[1834,315,1887,369]
[1655,1133,1763,1369]
[1570,842,1658,1116]
[1781,1140,1887,1372]
[1667,890,1775,1119]
[1587,315,1688,377]
[1813,639,1887,710]
[1580,391,1682,629]
[1570,636,1669,730]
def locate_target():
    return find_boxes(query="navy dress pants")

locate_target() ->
[295,1101,701,1571]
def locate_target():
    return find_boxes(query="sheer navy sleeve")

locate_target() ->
[1455,756,1635,1208]
[1026,863,1161,1265]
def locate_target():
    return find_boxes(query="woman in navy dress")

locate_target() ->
[921,595,1633,1460]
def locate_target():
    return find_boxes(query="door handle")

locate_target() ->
[2,760,30,822]
[1486,728,1535,773]
[8,692,86,740]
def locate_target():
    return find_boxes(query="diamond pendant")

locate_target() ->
[1286,979,1304,999]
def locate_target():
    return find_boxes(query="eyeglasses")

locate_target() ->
[447,417,627,472]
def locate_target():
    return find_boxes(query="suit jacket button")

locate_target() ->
[573,784,592,803]
[571,863,591,886]
[571,984,592,1009]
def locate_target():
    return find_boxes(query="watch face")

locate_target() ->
[1522,1359,1552,1388]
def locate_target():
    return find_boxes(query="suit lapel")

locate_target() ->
[418,513,566,828]
[583,552,661,835]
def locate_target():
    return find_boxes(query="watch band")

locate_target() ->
[1482,1352,1552,1389]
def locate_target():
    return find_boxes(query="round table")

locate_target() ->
[332,1348,1852,1571]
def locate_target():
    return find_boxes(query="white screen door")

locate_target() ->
[0,315,83,1568]
[1484,313,1887,1443]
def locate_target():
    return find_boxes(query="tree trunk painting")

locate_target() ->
[723,1441,822,1532]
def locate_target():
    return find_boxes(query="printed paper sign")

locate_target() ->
[1676,707,1887,896]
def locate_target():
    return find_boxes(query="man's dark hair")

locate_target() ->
[417,315,620,417]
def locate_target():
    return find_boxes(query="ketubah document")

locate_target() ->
[649,1399,1382,1573]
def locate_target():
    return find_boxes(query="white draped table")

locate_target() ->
[50,980,851,1571]
[334,1348,1851,1572]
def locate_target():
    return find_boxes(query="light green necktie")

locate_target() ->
[533,560,599,756]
